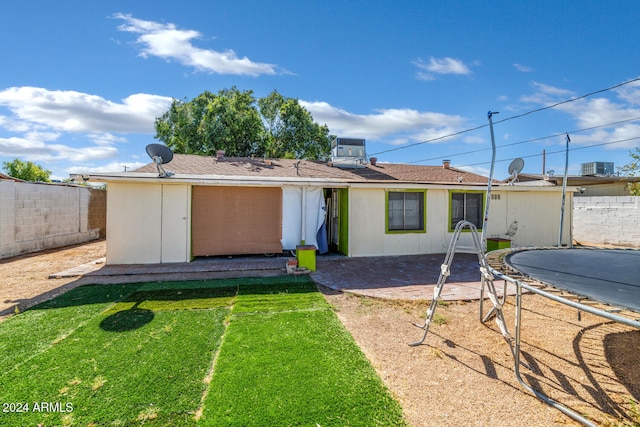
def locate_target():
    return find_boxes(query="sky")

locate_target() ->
[1,1,639,181]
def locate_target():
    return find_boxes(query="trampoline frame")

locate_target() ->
[487,251,640,427]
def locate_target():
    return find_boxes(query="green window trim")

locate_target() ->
[385,190,427,234]
[448,190,485,232]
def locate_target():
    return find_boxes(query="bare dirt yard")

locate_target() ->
[1,240,638,426]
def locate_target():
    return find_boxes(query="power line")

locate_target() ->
[406,115,640,164]
[370,123,488,156]
[493,77,640,125]
[369,76,640,157]
[456,136,640,168]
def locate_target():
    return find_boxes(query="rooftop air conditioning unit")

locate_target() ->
[580,161,614,176]
[330,138,366,168]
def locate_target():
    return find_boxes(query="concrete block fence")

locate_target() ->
[0,180,106,259]
[573,196,640,247]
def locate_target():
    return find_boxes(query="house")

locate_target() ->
[82,155,573,264]
[513,173,640,197]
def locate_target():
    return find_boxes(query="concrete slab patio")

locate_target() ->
[52,252,513,301]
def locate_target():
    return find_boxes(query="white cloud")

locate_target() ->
[520,81,576,105]
[520,80,640,150]
[114,13,279,76]
[65,161,147,174]
[301,100,465,143]
[88,133,128,146]
[456,164,490,177]
[513,63,533,72]
[0,87,172,134]
[413,57,471,81]
[0,115,31,132]
[0,136,118,163]
[616,80,640,105]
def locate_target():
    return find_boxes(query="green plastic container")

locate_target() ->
[296,245,317,271]
[486,238,511,252]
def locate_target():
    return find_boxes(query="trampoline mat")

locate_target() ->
[505,248,640,313]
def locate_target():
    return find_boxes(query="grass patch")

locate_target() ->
[202,310,405,426]
[201,278,405,426]
[0,276,405,426]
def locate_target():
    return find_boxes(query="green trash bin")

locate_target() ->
[296,245,317,272]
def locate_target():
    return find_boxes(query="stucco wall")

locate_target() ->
[0,180,106,259]
[106,182,190,264]
[573,196,640,247]
[347,186,571,257]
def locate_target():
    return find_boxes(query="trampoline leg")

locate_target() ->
[512,284,597,427]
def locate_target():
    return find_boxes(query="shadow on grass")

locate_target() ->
[100,308,155,332]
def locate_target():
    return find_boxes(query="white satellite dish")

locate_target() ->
[146,144,175,178]
[507,158,524,184]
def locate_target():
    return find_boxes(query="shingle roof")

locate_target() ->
[0,172,24,182]
[134,154,490,184]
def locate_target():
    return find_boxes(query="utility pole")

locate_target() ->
[558,133,570,246]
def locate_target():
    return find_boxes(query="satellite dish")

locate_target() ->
[145,144,174,178]
[507,158,524,184]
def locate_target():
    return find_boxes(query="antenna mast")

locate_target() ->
[481,111,499,251]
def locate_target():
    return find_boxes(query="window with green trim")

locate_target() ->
[449,192,484,230]
[387,191,425,232]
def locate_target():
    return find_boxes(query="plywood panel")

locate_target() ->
[192,186,282,256]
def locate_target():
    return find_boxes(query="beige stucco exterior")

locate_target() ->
[105,178,571,264]
[106,182,191,264]
[345,185,572,257]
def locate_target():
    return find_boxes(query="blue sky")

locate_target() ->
[1,1,639,181]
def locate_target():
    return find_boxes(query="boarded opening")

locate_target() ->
[191,186,282,256]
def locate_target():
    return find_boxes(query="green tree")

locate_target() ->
[2,158,52,182]
[154,87,332,160]
[258,90,332,159]
[619,147,640,195]
[155,87,264,157]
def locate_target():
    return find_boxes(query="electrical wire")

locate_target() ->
[406,115,640,164]
[456,136,640,168]
[368,76,640,157]
[493,77,640,125]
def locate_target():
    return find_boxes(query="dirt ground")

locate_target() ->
[1,240,638,426]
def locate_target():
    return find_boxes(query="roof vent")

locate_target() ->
[216,150,225,161]
[442,160,451,169]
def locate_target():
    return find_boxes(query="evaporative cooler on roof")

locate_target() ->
[580,161,614,176]
[330,137,366,168]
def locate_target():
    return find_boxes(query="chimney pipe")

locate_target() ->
[215,150,225,161]
[442,159,450,169]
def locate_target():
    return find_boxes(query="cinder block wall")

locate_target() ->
[573,196,640,247]
[0,181,106,259]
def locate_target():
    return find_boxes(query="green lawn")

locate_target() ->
[0,276,406,426]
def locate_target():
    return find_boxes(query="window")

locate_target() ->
[386,191,425,232]
[449,191,484,231]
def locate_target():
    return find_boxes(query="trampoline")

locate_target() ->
[491,247,640,427]
[409,225,640,426]
[505,248,640,312]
